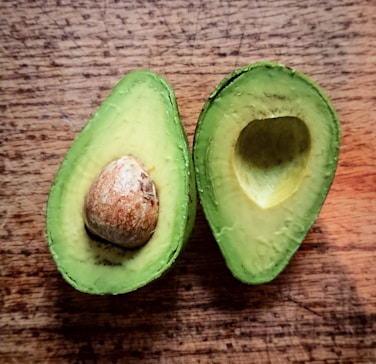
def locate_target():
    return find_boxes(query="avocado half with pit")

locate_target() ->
[193,62,340,284]
[46,70,196,294]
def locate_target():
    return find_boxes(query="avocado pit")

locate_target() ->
[84,155,159,249]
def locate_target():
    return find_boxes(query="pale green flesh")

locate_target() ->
[47,71,194,294]
[194,63,340,284]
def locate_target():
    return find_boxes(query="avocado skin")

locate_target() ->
[46,70,196,294]
[193,61,340,284]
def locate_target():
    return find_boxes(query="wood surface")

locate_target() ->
[1,0,375,363]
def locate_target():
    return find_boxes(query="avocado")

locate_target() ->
[193,62,340,284]
[46,70,196,294]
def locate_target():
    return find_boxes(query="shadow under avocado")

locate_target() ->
[184,208,373,361]
[51,245,182,362]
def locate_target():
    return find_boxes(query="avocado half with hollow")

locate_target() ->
[193,62,340,284]
[46,70,196,294]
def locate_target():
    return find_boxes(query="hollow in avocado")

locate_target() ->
[193,62,340,284]
[46,70,196,294]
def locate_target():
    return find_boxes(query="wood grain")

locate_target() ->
[1,0,375,363]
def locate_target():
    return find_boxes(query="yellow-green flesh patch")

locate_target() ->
[234,116,311,209]
[47,71,194,294]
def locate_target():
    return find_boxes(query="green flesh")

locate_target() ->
[46,70,196,294]
[194,62,340,284]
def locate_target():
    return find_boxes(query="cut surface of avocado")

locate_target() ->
[46,70,196,294]
[193,62,340,284]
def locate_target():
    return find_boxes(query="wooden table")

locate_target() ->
[1,0,375,362]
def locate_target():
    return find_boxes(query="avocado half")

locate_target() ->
[46,70,196,294]
[193,62,340,284]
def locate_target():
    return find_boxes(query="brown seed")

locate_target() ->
[84,155,159,249]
